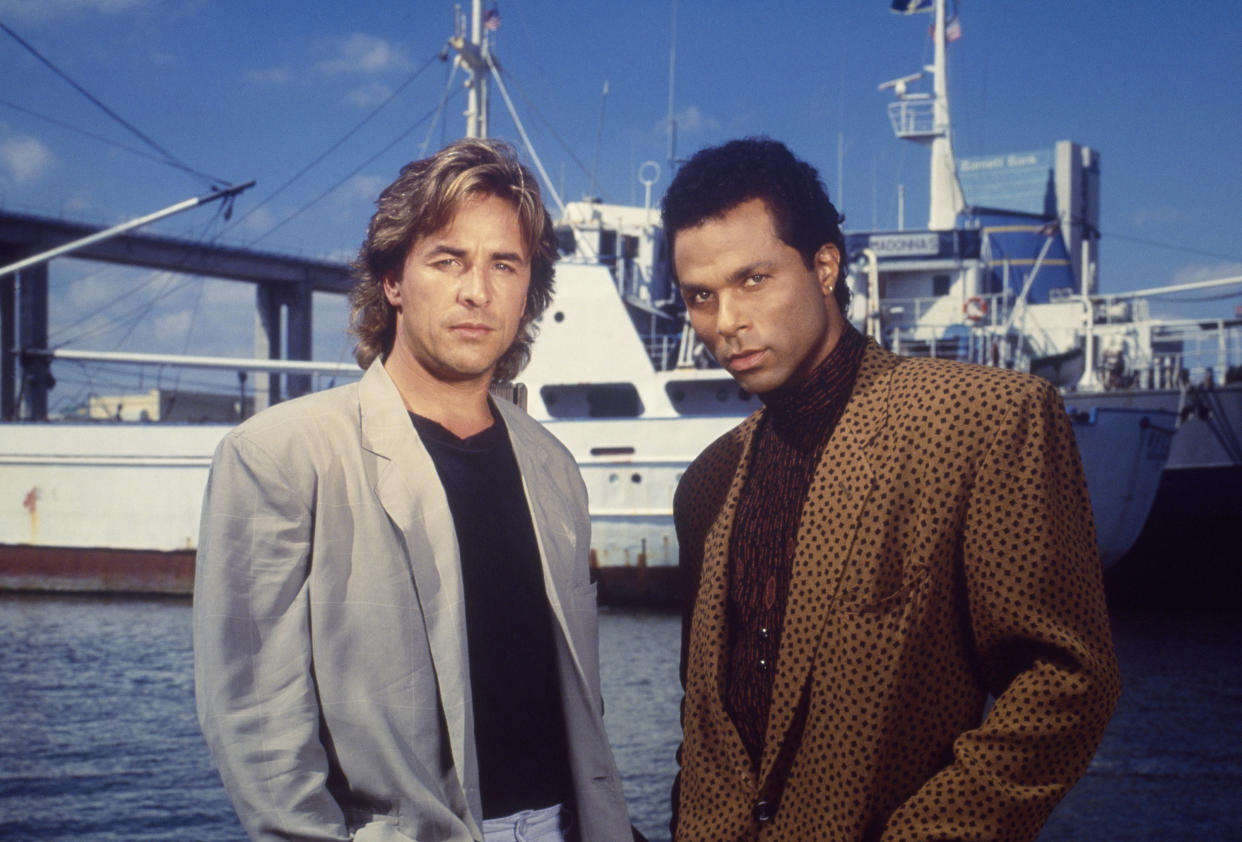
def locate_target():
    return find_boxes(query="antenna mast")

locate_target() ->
[880,0,965,230]
[926,0,964,229]
[450,0,490,138]
[666,0,678,171]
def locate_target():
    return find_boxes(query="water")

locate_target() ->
[1,596,1239,841]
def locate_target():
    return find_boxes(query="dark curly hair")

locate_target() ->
[349,138,558,382]
[661,136,848,313]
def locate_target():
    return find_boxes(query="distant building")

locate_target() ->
[86,389,251,423]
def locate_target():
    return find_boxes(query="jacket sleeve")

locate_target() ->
[193,432,352,842]
[880,379,1122,841]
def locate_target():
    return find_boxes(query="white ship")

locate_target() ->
[840,0,1240,582]
[5,0,1227,601]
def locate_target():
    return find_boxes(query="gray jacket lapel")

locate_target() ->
[356,359,481,828]
[493,399,589,684]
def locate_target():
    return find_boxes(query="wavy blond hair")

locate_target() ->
[349,138,558,382]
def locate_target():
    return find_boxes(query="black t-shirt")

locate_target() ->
[409,411,574,819]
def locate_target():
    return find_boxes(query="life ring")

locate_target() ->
[963,296,988,322]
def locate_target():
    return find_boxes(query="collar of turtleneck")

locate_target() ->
[757,324,867,453]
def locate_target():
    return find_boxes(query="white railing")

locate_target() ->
[887,98,937,138]
[641,333,682,372]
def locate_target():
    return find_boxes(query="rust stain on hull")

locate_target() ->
[21,486,39,543]
[0,544,681,605]
[0,544,195,596]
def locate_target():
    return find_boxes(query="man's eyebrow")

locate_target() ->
[491,250,527,265]
[677,260,777,296]
[421,244,527,265]
[424,243,466,259]
[729,261,775,283]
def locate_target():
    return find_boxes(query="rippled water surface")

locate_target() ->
[0,596,1238,841]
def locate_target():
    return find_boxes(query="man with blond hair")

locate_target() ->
[194,138,634,842]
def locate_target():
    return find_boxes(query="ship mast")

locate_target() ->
[449,0,490,138]
[926,0,963,229]
[447,2,567,216]
[881,0,965,230]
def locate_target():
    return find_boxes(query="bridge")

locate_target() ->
[0,209,354,421]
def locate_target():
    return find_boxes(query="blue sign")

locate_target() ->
[956,149,1054,216]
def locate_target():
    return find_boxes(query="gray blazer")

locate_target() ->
[194,359,633,842]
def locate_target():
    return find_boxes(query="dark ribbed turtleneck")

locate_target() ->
[724,325,867,767]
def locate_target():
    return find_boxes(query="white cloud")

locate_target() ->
[314,174,388,226]
[324,247,358,263]
[0,0,153,23]
[233,204,279,237]
[0,135,52,184]
[63,270,125,312]
[151,307,194,345]
[134,278,254,355]
[247,65,294,86]
[675,105,720,135]
[316,34,407,75]
[346,82,395,109]
[648,104,721,140]
[340,174,387,205]
[1171,261,1242,287]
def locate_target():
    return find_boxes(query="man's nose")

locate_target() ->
[716,293,747,337]
[459,264,491,306]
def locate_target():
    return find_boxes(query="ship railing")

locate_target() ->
[886,98,939,139]
[878,291,1010,330]
[641,333,683,372]
[886,322,996,365]
[1152,319,1242,386]
[36,349,363,421]
[1085,317,1242,391]
[880,289,1081,373]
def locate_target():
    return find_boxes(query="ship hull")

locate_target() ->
[0,396,1181,603]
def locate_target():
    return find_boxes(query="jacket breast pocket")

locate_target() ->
[830,553,930,614]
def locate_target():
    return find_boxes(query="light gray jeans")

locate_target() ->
[481,803,570,842]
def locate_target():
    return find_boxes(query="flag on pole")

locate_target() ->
[891,0,934,13]
[484,7,501,31]
[932,14,963,40]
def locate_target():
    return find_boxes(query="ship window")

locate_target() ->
[599,229,617,267]
[665,379,756,416]
[540,383,643,418]
[933,274,951,296]
[591,446,635,456]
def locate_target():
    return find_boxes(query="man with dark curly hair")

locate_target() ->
[663,138,1120,841]
[194,138,634,842]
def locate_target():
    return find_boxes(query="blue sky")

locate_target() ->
[1,0,1239,412]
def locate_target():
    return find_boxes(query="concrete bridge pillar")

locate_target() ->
[1,246,51,421]
[253,279,314,411]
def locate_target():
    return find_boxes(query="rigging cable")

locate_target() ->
[0,96,189,172]
[418,49,461,159]
[245,101,448,247]
[499,67,593,186]
[487,58,564,215]
[0,17,227,187]
[226,49,444,236]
